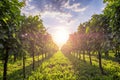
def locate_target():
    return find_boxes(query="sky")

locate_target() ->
[21,0,105,47]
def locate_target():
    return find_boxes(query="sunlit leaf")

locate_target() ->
[12,33,16,38]
[85,27,89,33]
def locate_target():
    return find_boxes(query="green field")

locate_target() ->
[1,51,120,80]
[28,51,76,80]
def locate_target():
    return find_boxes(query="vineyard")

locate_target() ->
[0,0,120,80]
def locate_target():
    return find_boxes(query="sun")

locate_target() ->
[53,28,69,49]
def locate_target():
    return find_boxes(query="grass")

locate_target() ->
[0,51,120,80]
[28,51,76,80]
[0,53,48,80]
[69,52,120,80]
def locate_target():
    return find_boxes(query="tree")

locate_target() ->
[89,14,108,74]
[104,0,120,63]
[0,0,24,80]
[19,15,46,70]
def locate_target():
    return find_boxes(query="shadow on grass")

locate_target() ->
[63,53,102,80]
[101,55,119,63]
[0,54,53,80]
[63,53,120,80]
[91,53,118,63]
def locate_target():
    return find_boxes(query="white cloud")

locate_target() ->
[63,0,87,12]
[21,8,40,16]
[39,11,79,34]
[73,7,87,12]
[41,11,72,18]
[20,0,85,36]
[65,2,80,9]
[21,0,36,16]
[29,5,35,10]
[41,11,72,24]
[101,4,106,11]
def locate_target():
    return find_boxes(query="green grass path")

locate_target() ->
[1,51,120,80]
[28,51,76,80]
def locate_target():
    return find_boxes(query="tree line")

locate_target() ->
[61,0,120,75]
[0,0,58,80]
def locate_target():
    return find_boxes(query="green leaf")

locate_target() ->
[85,27,89,33]
[0,2,3,7]
[12,33,16,38]
[4,35,8,39]
[2,17,8,24]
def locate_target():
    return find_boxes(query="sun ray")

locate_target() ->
[52,28,69,49]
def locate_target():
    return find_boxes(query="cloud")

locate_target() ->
[41,11,72,19]
[63,0,87,12]
[21,8,40,16]
[39,10,79,34]
[41,11,75,27]
[22,0,89,14]
[64,1,80,9]
[21,0,87,35]
[21,0,104,35]
[27,0,68,12]
[41,11,72,24]
[74,7,87,12]
[101,4,106,11]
